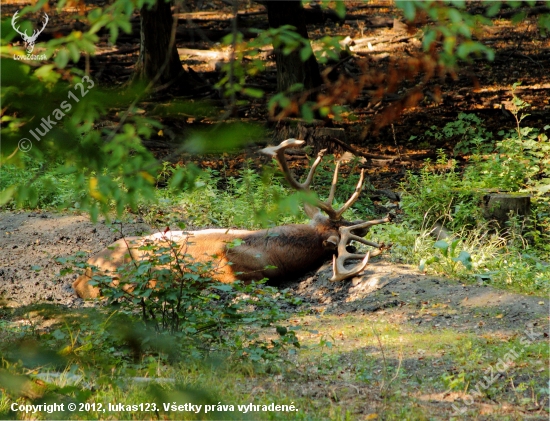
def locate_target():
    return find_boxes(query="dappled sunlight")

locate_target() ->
[2,0,549,419]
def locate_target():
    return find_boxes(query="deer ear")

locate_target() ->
[323,235,339,250]
[304,203,320,219]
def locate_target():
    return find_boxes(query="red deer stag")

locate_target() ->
[72,139,392,299]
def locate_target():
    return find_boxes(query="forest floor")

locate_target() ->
[1,1,550,419]
[1,210,548,420]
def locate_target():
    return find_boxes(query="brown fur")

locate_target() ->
[72,217,358,299]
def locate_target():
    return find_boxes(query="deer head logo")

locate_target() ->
[11,10,49,54]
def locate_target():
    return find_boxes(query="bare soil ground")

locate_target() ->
[1,210,547,335]
[1,210,548,420]
[0,211,150,307]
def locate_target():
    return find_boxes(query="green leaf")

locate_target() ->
[276,326,288,336]
[423,29,437,51]
[486,2,502,17]
[397,1,416,21]
[453,250,472,270]
[447,8,464,24]
[55,49,69,69]
[67,43,80,63]
[300,45,312,62]
[511,11,527,24]
[301,104,314,122]
[213,284,233,292]
[334,1,346,19]
[289,83,304,93]
[243,87,264,98]
[0,186,15,206]
[419,259,426,271]
[434,240,449,258]
[51,329,67,340]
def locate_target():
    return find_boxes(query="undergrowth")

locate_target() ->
[148,157,373,230]
[0,92,548,419]
[373,90,549,294]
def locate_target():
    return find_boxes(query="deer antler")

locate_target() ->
[11,11,28,38]
[32,12,49,40]
[11,11,48,54]
[330,215,392,281]
[261,138,365,220]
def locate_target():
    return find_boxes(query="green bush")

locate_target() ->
[395,95,549,293]
[83,234,301,361]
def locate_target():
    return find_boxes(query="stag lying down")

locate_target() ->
[73,139,392,299]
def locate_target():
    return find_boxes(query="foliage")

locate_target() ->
[387,97,550,293]
[463,85,550,198]
[419,239,473,274]
[80,237,301,361]
[216,24,347,122]
[425,112,495,156]
[1,0,267,220]
[400,151,484,231]
[163,164,305,229]
[144,155,373,230]
[396,1,550,66]
[217,25,314,100]
[3,0,548,221]
[0,155,85,210]
[404,91,549,233]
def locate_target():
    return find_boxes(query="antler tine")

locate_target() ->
[327,167,366,220]
[39,12,49,33]
[30,12,48,40]
[12,11,28,36]
[262,139,340,217]
[261,138,323,189]
[262,139,368,220]
[330,215,392,282]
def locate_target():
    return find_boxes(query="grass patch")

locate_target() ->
[1,301,547,420]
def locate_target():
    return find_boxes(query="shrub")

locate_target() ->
[84,233,301,361]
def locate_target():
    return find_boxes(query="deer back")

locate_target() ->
[73,138,393,299]
[72,221,340,299]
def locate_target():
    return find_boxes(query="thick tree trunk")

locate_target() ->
[265,1,322,92]
[134,0,185,86]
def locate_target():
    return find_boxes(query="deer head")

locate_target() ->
[12,11,49,54]
[261,138,392,281]
[73,139,393,299]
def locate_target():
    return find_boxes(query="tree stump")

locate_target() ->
[273,120,346,155]
[482,193,531,226]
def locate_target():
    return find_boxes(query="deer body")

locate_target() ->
[73,218,349,299]
[73,139,392,299]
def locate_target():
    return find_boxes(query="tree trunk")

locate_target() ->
[482,193,531,227]
[134,0,185,86]
[265,1,322,92]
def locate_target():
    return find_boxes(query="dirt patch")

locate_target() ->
[0,211,150,307]
[288,261,548,335]
[1,211,547,334]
